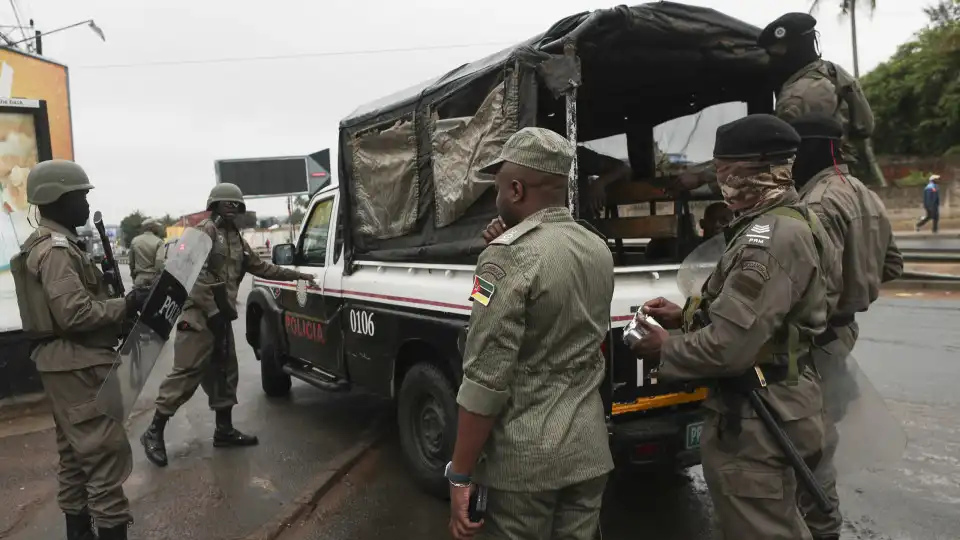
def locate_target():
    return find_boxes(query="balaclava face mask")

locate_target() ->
[715,158,795,213]
[768,33,820,88]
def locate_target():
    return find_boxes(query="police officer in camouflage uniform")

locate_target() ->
[790,113,903,540]
[675,13,879,193]
[129,218,165,287]
[759,13,876,168]
[447,127,613,540]
[140,183,313,467]
[631,115,838,540]
[10,160,149,540]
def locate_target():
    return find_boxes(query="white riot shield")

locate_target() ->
[676,234,725,298]
[817,345,907,476]
[96,228,213,421]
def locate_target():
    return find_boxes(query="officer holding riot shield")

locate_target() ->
[140,183,314,467]
[789,113,903,540]
[630,115,838,540]
[10,160,149,540]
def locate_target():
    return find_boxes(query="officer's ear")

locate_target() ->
[510,179,526,203]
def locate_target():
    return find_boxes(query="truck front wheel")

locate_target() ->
[398,363,457,499]
[259,318,291,397]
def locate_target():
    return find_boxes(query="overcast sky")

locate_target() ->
[3,0,931,221]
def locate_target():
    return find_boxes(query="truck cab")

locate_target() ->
[245,3,778,497]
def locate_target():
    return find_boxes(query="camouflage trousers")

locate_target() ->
[40,365,133,528]
[476,475,607,540]
[701,409,825,540]
[155,322,239,417]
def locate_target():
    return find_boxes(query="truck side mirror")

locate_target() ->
[272,243,296,265]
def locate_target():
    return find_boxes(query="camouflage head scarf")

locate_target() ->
[714,158,795,212]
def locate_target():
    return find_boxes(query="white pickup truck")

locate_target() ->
[244,3,778,497]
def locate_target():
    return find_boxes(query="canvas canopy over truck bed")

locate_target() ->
[337,1,777,267]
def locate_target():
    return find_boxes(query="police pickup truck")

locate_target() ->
[244,3,778,497]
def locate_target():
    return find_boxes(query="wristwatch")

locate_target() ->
[444,461,472,487]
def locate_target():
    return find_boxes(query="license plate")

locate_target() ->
[686,421,704,449]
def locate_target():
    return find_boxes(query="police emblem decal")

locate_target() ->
[296,280,308,307]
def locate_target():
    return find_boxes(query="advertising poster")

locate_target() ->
[0,49,71,332]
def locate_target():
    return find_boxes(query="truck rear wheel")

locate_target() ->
[259,318,291,397]
[398,362,457,499]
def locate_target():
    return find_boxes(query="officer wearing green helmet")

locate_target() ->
[141,182,313,467]
[128,218,166,287]
[10,159,149,540]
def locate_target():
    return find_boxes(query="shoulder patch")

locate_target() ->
[741,218,774,248]
[469,274,496,306]
[731,272,764,301]
[478,262,506,282]
[491,221,539,246]
[741,260,770,282]
[50,233,69,249]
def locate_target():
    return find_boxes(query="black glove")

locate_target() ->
[124,287,150,316]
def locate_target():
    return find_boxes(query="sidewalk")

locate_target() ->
[0,278,390,540]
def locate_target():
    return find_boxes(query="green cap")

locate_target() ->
[479,127,575,178]
[27,159,95,205]
[206,182,246,211]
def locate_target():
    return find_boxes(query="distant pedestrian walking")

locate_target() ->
[916,174,941,233]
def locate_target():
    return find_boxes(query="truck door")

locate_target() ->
[285,195,345,378]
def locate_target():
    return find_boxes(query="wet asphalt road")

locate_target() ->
[0,276,389,540]
[276,294,960,540]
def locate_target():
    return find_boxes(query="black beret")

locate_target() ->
[790,113,843,140]
[714,114,801,160]
[759,13,818,47]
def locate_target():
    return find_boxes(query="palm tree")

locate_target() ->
[809,0,877,78]
[809,0,887,186]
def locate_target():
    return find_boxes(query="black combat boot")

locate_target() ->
[140,411,169,467]
[64,510,95,540]
[213,408,259,447]
[97,524,128,540]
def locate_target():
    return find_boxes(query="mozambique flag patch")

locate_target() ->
[470,275,496,306]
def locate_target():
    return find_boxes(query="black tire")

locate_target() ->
[259,317,291,397]
[397,362,457,499]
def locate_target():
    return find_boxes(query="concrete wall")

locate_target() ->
[874,155,960,220]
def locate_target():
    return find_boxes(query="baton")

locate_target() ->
[747,390,834,514]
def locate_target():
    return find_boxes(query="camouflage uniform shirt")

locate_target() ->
[457,207,614,491]
[776,60,860,163]
[797,165,903,319]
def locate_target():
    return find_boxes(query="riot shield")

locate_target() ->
[676,234,725,298]
[96,228,213,421]
[817,346,907,476]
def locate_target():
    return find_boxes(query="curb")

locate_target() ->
[0,392,50,422]
[884,280,960,292]
[241,418,389,540]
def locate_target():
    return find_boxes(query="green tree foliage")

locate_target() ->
[861,0,960,156]
[119,211,146,248]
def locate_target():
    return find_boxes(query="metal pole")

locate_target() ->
[563,41,580,218]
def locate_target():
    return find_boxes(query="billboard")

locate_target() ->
[214,149,331,199]
[0,50,71,332]
[0,50,71,160]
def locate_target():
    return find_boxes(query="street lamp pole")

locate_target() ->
[4,19,105,52]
